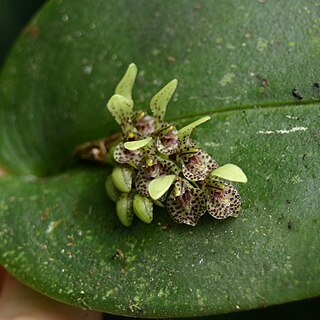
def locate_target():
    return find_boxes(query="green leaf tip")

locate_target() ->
[124,137,152,150]
[178,116,211,142]
[150,79,178,130]
[148,175,176,200]
[115,63,138,100]
[211,164,248,183]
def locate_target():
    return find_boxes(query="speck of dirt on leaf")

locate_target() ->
[62,14,69,22]
[219,72,235,86]
[215,37,223,44]
[313,82,320,91]
[256,37,268,51]
[0,166,8,176]
[41,207,51,221]
[292,88,303,100]
[46,219,62,233]
[83,64,93,75]
[27,25,39,39]
[162,224,169,230]
[113,249,125,262]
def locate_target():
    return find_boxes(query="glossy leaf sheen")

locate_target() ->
[0,0,320,318]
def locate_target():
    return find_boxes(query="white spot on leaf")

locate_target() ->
[257,127,308,135]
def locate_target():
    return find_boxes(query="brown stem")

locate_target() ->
[73,132,122,164]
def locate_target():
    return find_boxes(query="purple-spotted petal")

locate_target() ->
[167,179,206,226]
[155,124,179,155]
[135,170,150,197]
[178,149,218,181]
[136,162,166,196]
[206,181,241,219]
[132,111,155,136]
[135,157,180,196]
[113,142,143,168]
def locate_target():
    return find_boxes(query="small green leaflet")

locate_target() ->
[148,175,176,200]
[211,164,248,183]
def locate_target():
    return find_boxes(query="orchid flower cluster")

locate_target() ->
[104,64,247,226]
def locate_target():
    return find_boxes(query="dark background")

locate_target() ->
[0,0,318,319]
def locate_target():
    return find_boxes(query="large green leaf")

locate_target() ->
[0,0,320,317]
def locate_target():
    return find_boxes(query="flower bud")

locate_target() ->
[133,194,153,224]
[112,166,134,193]
[116,193,134,227]
[105,175,120,202]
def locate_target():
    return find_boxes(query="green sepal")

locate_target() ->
[133,194,153,224]
[107,94,134,134]
[116,193,134,227]
[115,63,138,100]
[152,199,165,208]
[124,137,153,150]
[105,175,121,202]
[150,79,178,131]
[148,175,176,200]
[178,116,211,146]
[211,164,248,183]
[111,166,134,192]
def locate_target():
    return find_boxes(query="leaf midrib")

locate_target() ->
[167,98,320,122]
[0,98,318,178]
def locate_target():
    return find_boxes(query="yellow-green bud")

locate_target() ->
[105,175,120,202]
[112,166,134,193]
[116,193,134,227]
[133,194,153,224]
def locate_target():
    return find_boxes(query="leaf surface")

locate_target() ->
[0,0,320,317]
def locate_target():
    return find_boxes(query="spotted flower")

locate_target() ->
[77,63,247,227]
[206,181,241,219]
[167,178,207,226]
